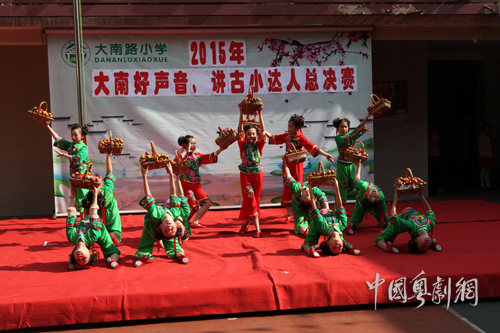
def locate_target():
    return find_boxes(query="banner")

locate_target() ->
[47,32,373,214]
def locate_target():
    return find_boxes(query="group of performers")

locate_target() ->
[43,105,442,270]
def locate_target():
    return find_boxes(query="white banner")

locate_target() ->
[47,32,373,214]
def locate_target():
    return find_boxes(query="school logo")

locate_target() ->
[61,40,91,67]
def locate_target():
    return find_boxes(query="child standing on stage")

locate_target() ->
[301,179,360,258]
[346,159,388,234]
[282,156,329,236]
[66,184,121,270]
[81,151,122,246]
[375,189,442,254]
[332,115,370,203]
[237,106,266,238]
[266,114,334,222]
[178,135,226,228]
[46,123,89,211]
[136,163,192,266]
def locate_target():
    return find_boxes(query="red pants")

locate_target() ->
[239,172,263,220]
[281,162,303,207]
[181,180,211,205]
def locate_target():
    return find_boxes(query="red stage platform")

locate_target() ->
[0,200,499,330]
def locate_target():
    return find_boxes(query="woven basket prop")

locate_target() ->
[28,101,53,125]
[242,115,260,129]
[140,141,170,170]
[98,130,124,154]
[284,143,307,166]
[171,150,190,175]
[238,85,263,115]
[307,162,336,187]
[344,141,369,164]
[215,127,237,148]
[70,162,103,190]
[367,94,391,117]
[394,168,426,196]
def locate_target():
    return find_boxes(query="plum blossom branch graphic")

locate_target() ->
[257,31,370,67]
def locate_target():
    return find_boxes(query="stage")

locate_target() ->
[0,200,499,330]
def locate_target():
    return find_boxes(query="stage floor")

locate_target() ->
[1,200,499,330]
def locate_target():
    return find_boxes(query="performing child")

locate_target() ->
[282,156,329,236]
[375,189,443,254]
[237,106,266,238]
[266,114,334,222]
[135,163,191,266]
[46,123,89,211]
[332,115,370,203]
[66,184,121,270]
[178,135,226,228]
[345,159,388,235]
[302,179,361,258]
[81,151,122,246]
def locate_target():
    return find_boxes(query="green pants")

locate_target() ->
[75,188,89,213]
[336,161,355,202]
[292,203,308,235]
[105,206,122,242]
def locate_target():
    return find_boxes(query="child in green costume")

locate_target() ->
[332,115,370,203]
[375,189,442,254]
[135,163,192,266]
[346,159,388,235]
[282,156,329,236]
[46,123,89,211]
[81,151,122,246]
[301,177,361,258]
[66,184,121,270]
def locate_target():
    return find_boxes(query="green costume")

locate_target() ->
[136,194,191,260]
[349,179,388,229]
[375,208,436,244]
[283,175,328,234]
[303,206,347,249]
[54,137,89,210]
[334,125,366,201]
[83,173,122,241]
[66,215,120,257]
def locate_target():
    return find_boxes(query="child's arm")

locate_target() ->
[106,151,114,174]
[166,162,176,197]
[317,149,334,164]
[355,159,362,180]
[264,130,273,138]
[333,177,342,208]
[141,166,151,197]
[308,182,317,211]
[350,114,371,139]
[89,183,102,219]
[282,155,291,179]
[418,190,432,212]
[176,174,184,197]
[54,149,73,162]
[391,188,399,216]
[258,106,265,134]
[68,186,77,216]
[46,124,60,141]
[238,108,244,133]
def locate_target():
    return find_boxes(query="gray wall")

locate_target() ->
[372,41,429,202]
[0,46,55,218]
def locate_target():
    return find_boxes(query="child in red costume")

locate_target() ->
[237,106,266,237]
[266,114,334,222]
[178,135,226,228]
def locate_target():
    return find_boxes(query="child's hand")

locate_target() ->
[141,166,149,176]
[325,154,334,164]
[107,151,114,158]
[54,149,65,158]
[70,186,77,197]
[93,182,103,192]
[165,162,173,175]
[257,105,263,114]
[393,188,400,201]
[360,126,371,132]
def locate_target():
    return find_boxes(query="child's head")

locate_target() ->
[69,246,99,268]
[360,188,383,213]
[332,118,350,135]
[178,135,196,153]
[70,124,89,143]
[288,114,305,135]
[297,187,313,214]
[244,124,259,144]
[319,231,344,255]
[155,214,188,240]
[408,232,432,254]
[81,190,106,210]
